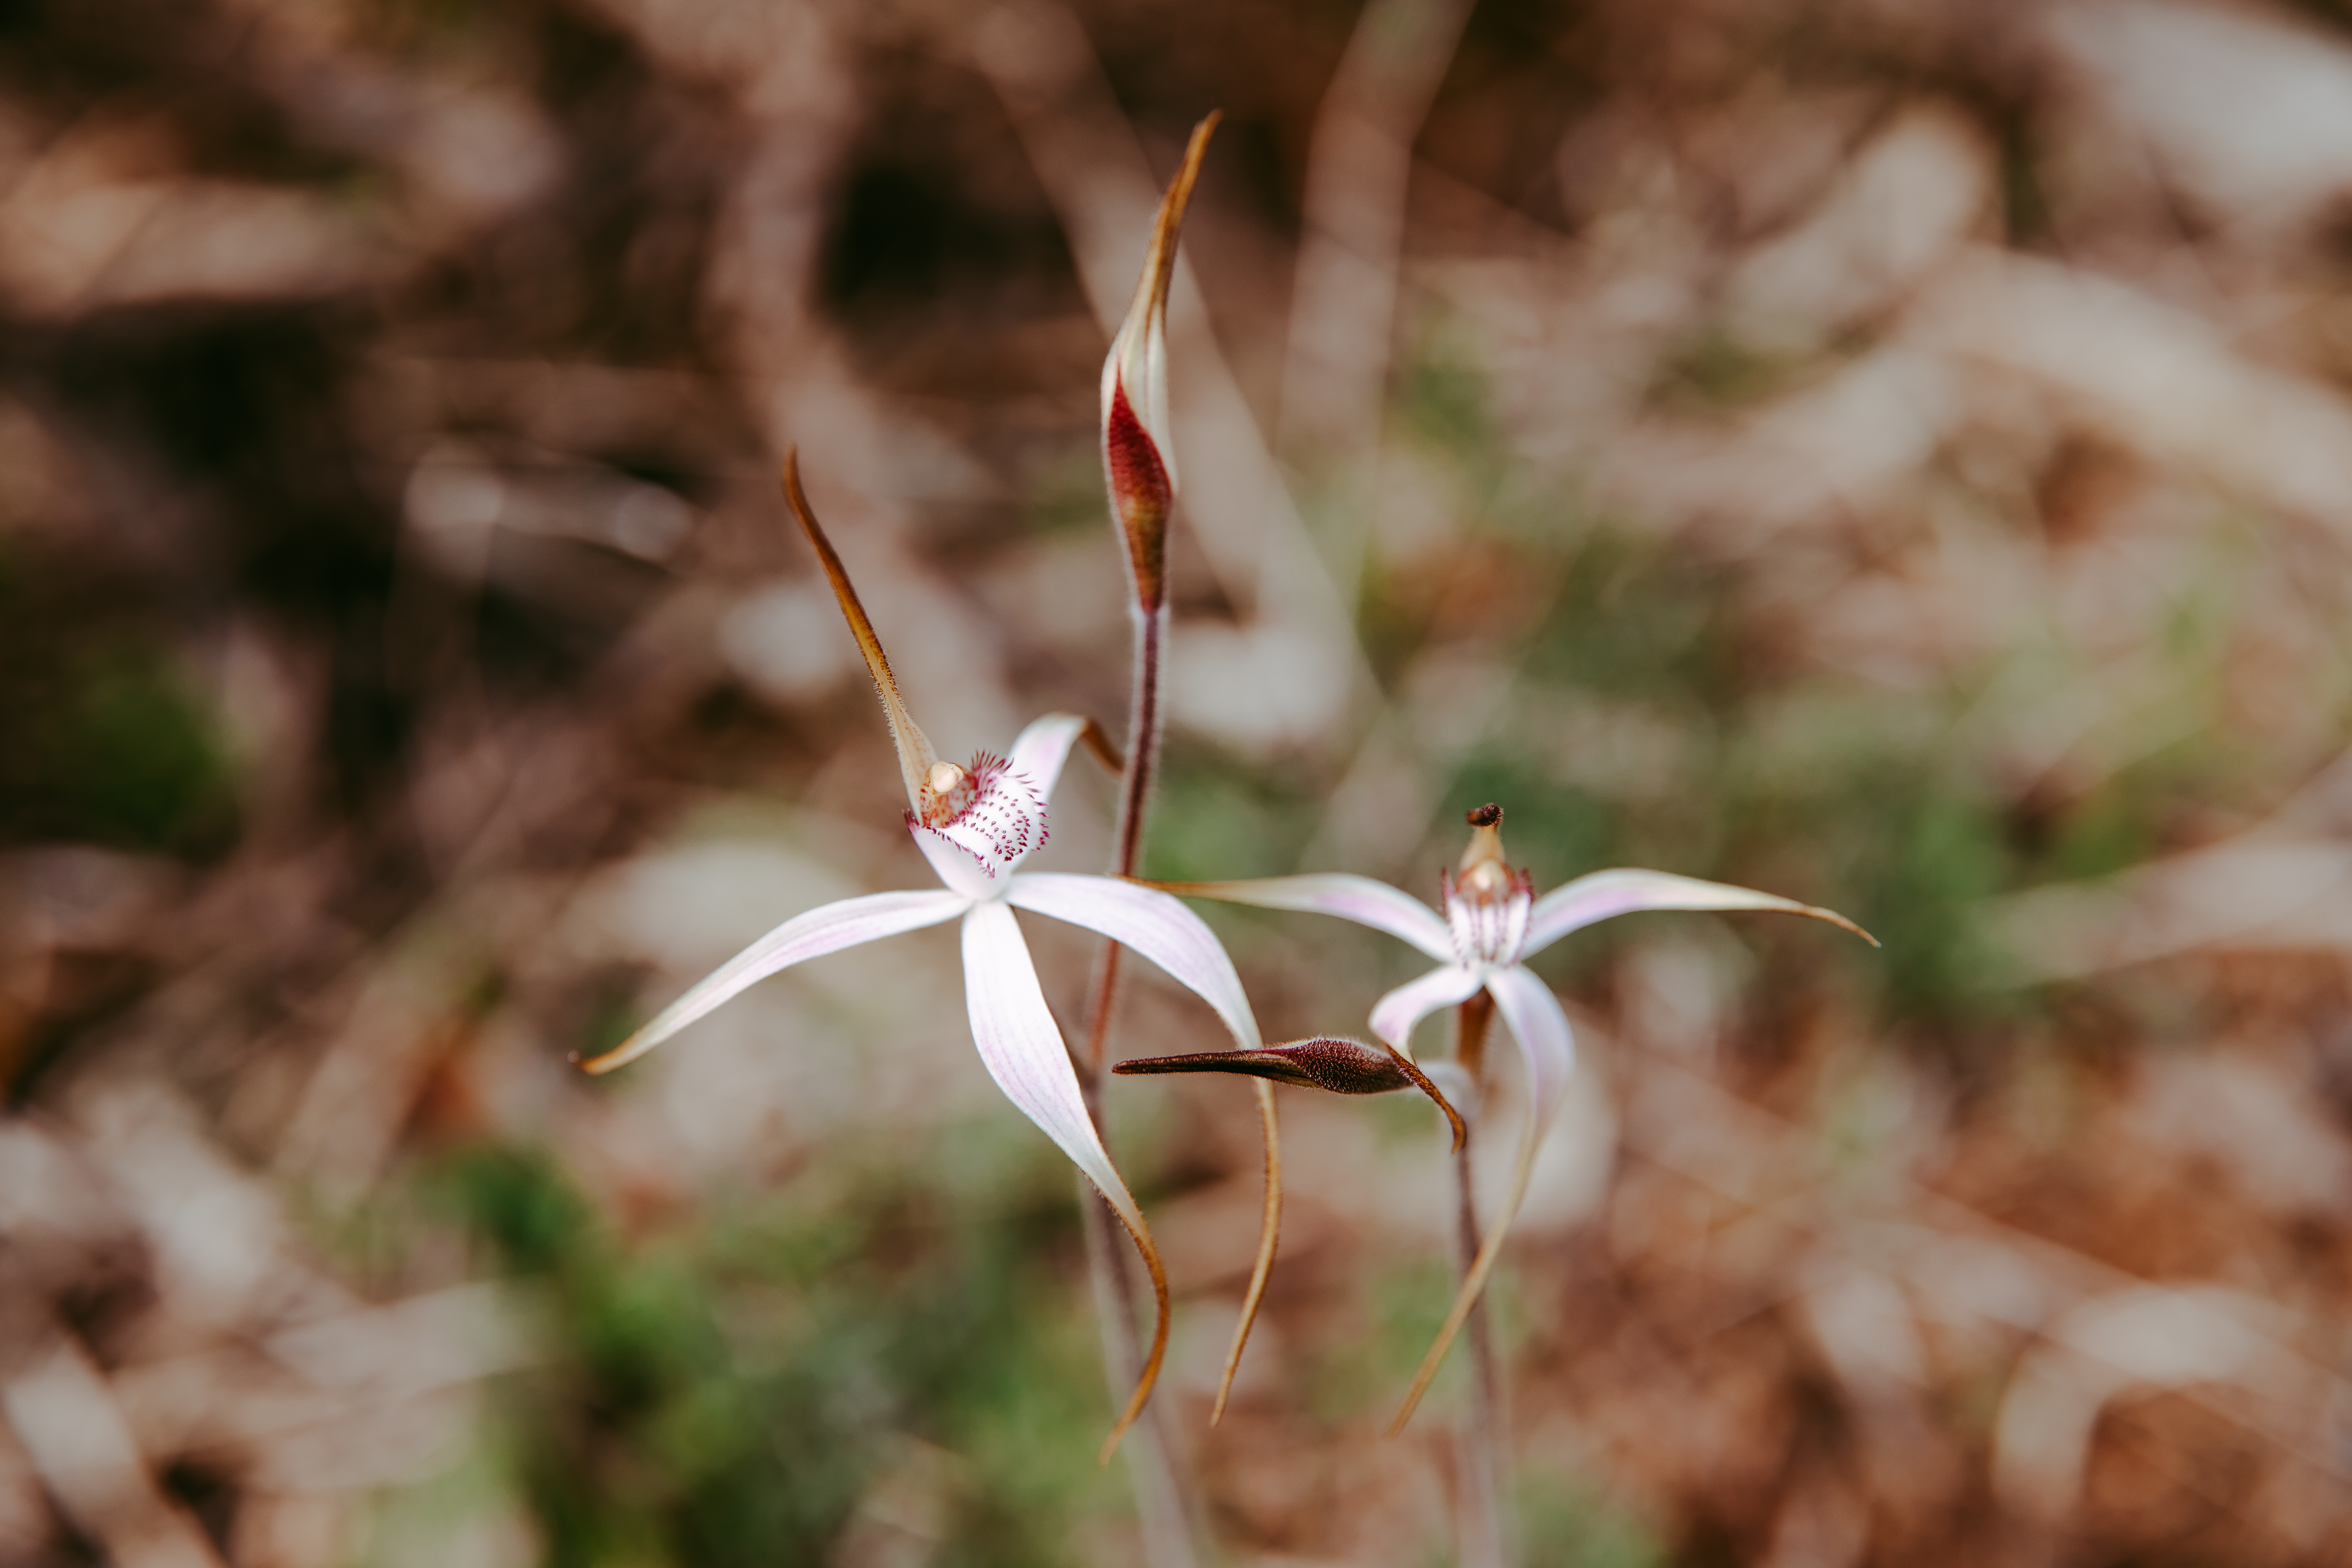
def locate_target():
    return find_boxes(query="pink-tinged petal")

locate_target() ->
[578,889,970,1075]
[1522,868,1877,958]
[1006,713,1088,803]
[1007,874,1262,1050]
[1367,963,1484,1056]
[1484,966,1577,1153]
[1155,873,1455,962]
[1391,964,1575,1434]
[959,901,1147,1234]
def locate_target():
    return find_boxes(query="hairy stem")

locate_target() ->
[1081,1184,1196,1568]
[1452,999,1511,1568]
[1077,601,1200,1564]
[1111,604,1166,886]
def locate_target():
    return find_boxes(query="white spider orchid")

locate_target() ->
[1161,804,1872,1430]
[581,452,1266,1457]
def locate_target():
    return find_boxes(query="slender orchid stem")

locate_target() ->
[1450,997,1512,1568]
[1074,598,1204,1562]
[1078,600,1164,1085]
[1108,603,1166,890]
[1076,113,1272,1552]
[1079,1189,1197,1568]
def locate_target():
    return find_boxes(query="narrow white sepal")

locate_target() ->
[587,889,970,1073]
[959,901,1147,1235]
[1523,869,1843,958]
[1367,963,1485,1056]
[1398,964,1578,1432]
[1007,873,1263,1050]
[1175,873,1456,962]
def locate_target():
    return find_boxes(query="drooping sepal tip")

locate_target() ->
[1100,111,1217,612]
[1096,1202,1174,1466]
[1214,1080,1280,1427]
[1106,1054,1284,1428]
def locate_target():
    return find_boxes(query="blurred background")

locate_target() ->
[8,0,2352,1562]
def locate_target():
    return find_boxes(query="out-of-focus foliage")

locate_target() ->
[11,0,2352,1563]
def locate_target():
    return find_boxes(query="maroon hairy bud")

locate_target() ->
[1115,1037,1414,1095]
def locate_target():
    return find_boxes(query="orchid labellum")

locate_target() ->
[580,451,1267,1459]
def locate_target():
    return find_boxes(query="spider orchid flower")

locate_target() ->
[580,452,1266,1460]
[1156,805,1874,1432]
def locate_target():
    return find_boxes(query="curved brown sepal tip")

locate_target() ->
[1466,803,1503,827]
[1077,716,1126,776]
[1381,1045,1468,1154]
[1805,904,1880,948]
[1212,1080,1281,1426]
[1096,1207,1172,1466]
[574,1043,633,1076]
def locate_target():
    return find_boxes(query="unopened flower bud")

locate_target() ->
[1101,113,1216,611]
[1115,1036,1413,1095]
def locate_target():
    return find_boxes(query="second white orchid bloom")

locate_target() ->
[1164,805,1873,1431]
[582,452,1265,1458]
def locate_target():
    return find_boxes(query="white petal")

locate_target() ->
[960,901,1147,1235]
[1522,868,1873,958]
[580,889,970,1074]
[1007,874,1261,1050]
[1006,712,1089,803]
[1391,964,1577,1433]
[1484,965,1576,1139]
[1164,873,1454,961]
[1367,963,1484,1056]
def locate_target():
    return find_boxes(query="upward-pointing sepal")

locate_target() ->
[779,449,943,819]
[1101,112,1217,611]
